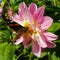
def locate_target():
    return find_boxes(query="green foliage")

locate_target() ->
[0,42,15,60]
[47,22,60,33]
[51,52,60,60]
[0,0,60,60]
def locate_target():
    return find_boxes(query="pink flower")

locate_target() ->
[10,2,58,57]
[8,8,13,20]
[0,7,3,17]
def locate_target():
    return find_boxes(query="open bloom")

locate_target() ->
[10,2,58,57]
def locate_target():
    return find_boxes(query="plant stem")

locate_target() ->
[16,53,23,60]
[47,51,51,60]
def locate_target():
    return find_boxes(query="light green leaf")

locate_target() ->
[40,52,47,58]
[47,22,60,33]
[51,52,60,60]
[0,42,15,60]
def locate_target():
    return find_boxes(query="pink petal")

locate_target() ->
[28,3,37,15]
[8,8,13,17]
[22,33,32,48]
[0,7,2,14]
[18,2,27,16]
[11,14,22,25]
[41,33,56,48]
[14,36,23,45]
[32,41,41,57]
[33,6,45,21]
[41,16,53,30]
[18,2,34,24]
[37,6,45,24]
[21,7,34,24]
[36,33,47,48]
[46,41,56,48]
[0,7,3,17]
[43,32,58,41]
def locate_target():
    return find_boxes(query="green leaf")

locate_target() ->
[0,42,8,60]
[4,44,15,60]
[0,18,3,22]
[47,22,60,33]
[51,52,60,60]
[0,42,15,60]
[57,2,60,8]
[40,52,47,58]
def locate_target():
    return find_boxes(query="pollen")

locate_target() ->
[33,28,39,34]
[24,21,30,27]
[23,20,33,34]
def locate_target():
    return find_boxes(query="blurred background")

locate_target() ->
[0,0,60,60]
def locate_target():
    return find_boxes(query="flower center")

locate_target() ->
[22,19,40,42]
[22,19,39,37]
[32,27,40,41]
[24,21,30,27]
[22,20,33,34]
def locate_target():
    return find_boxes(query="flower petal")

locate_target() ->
[41,16,53,30]
[36,33,47,48]
[43,32,58,41]
[32,33,47,48]
[14,36,23,45]
[0,7,2,14]
[21,7,34,24]
[22,33,32,48]
[32,41,41,57]
[0,7,3,17]
[18,2,27,16]
[46,41,56,48]
[18,2,34,24]
[8,8,13,17]
[42,33,56,48]
[33,6,45,21]
[37,6,45,24]
[28,3,37,15]
[11,14,23,25]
